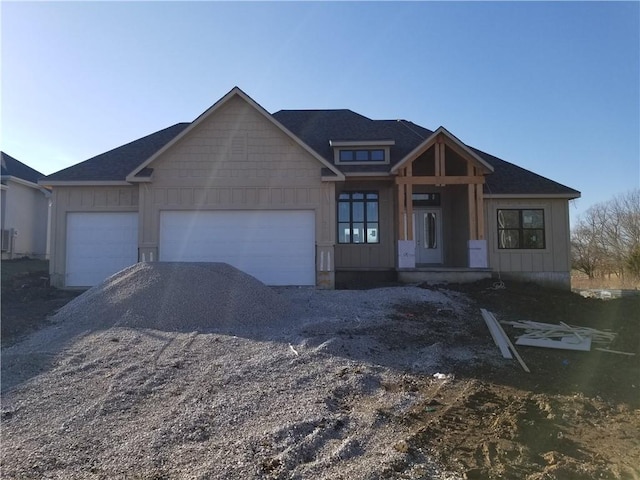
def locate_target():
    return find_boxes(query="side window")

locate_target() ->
[338,192,379,244]
[497,209,545,249]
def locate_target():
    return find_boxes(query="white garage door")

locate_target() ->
[159,210,315,286]
[66,212,138,287]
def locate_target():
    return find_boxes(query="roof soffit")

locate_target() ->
[126,87,344,182]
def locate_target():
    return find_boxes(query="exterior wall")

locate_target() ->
[1,180,49,259]
[485,197,572,289]
[1,187,6,231]
[334,180,395,270]
[48,186,139,287]
[138,95,334,286]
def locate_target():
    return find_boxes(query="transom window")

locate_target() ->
[338,192,379,244]
[339,149,385,162]
[497,209,545,249]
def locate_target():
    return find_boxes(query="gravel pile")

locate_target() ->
[52,262,292,336]
[1,264,483,479]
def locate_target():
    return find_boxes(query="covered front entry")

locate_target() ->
[393,128,493,271]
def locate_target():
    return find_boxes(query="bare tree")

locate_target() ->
[571,189,640,280]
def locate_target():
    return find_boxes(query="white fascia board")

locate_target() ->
[344,171,392,178]
[126,87,345,182]
[127,177,152,183]
[330,140,396,147]
[484,193,581,200]
[321,174,343,182]
[3,175,41,190]
[38,180,132,187]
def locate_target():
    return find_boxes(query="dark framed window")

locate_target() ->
[497,209,545,249]
[338,192,379,244]
[339,149,385,162]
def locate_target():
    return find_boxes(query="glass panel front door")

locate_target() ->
[413,208,443,264]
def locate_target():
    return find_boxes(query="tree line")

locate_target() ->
[571,189,640,281]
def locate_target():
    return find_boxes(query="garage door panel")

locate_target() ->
[159,210,315,286]
[66,213,138,287]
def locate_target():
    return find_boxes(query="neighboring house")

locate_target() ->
[1,152,50,260]
[39,87,580,289]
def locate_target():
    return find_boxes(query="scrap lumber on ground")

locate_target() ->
[481,309,530,372]
[502,320,617,352]
[498,320,636,354]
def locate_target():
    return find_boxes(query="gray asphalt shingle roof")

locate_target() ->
[1,152,45,184]
[273,109,434,167]
[40,109,579,197]
[43,123,190,182]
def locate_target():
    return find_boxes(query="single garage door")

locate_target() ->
[66,212,138,287]
[159,210,315,285]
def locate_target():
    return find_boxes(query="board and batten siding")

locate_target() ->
[137,95,335,284]
[334,181,395,270]
[48,186,139,287]
[485,198,572,288]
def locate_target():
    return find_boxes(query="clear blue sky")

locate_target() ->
[1,1,638,222]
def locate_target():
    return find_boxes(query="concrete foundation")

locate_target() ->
[398,267,492,285]
[494,271,571,290]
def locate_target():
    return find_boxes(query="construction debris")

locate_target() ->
[502,320,617,352]
[480,308,512,359]
[480,309,530,372]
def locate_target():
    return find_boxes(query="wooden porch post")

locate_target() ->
[476,179,484,239]
[467,164,478,240]
[406,164,414,241]
[435,136,445,187]
[397,169,406,240]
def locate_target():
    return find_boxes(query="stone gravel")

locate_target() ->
[1,263,482,479]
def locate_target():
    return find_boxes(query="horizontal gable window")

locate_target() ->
[338,149,386,163]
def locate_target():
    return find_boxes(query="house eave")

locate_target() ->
[330,139,396,147]
[344,171,392,178]
[3,175,42,190]
[127,177,153,183]
[38,180,132,188]
[484,192,581,200]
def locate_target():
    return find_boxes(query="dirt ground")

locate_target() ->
[396,280,640,479]
[1,259,81,347]
[2,260,639,479]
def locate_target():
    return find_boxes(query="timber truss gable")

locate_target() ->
[393,127,493,244]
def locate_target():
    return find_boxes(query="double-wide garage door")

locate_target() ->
[159,210,315,286]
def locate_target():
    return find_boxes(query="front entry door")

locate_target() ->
[413,208,443,264]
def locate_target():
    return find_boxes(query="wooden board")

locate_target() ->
[481,309,512,359]
[516,335,592,351]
